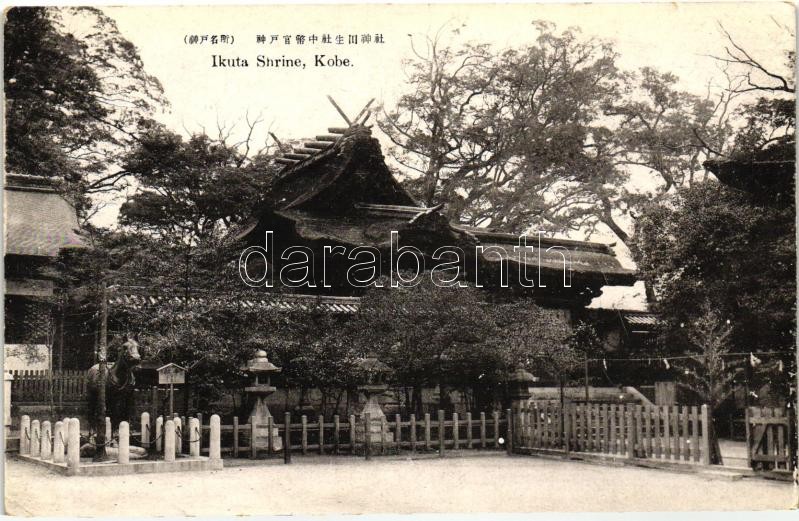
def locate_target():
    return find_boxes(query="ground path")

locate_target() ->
[5,454,796,515]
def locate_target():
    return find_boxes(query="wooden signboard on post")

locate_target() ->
[157,363,186,417]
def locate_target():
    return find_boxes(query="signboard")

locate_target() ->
[157,363,186,385]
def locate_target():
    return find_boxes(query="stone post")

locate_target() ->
[209,414,221,461]
[105,416,112,446]
[41,421,52,460]
[174,416,183,454]
[20,415,30,455]
[164,419,175,462]
[67,418,80,476]
[141,412,150,449]
[4,372,13,439]
[118,421,130,464]
[53,421,65,463]
[30,420,41,457]
[189,417,200,457]
[155,416,164,452]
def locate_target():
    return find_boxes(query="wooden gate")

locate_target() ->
[745,406,795,472]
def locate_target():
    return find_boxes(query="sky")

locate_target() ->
[71,2,796,309]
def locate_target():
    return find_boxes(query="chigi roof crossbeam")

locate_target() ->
[272,96,375,169]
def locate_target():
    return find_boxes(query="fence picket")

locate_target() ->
[410,414,417,452]
[333,415,340,454]
[425,413,432,450]
[480,412,486,449]
[663,406,671,459]
[691,406,699,462]
[301,415,308,455]
[466,412,473,449]
[671,405,680,460]
[453,413,460,450]
[492,411,500,449]
[319,415,325,455]
[233,416,239,457]
[681,407,689,461]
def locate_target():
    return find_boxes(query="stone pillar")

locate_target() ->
[174,416,182,454]
[155,416,163,452]
[164,419,175,462]
[105,416,112,446]
[53,421,65,463]
[41,421,52,460]
[140,412,150,449]
[67,418,80,476]
[118,421,130,464]
[4,372,12,439]
[189,417,200,457]
[209,414,221,461]
[20,415,30,455]
[30,420,41,457]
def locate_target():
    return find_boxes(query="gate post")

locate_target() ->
[701,405,711,466]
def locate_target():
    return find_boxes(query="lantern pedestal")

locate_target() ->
[245,386,282,452]
[354,384,393,443]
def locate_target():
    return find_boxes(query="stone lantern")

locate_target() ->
[241,350,282,451]
[508,367,536,407]
[354,351,394,443]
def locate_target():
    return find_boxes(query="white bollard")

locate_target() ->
[118,421,130,464]
[141,412,150,449]
[53,421,65,463]
[210,414,221,461]
[155,416,163,452]
[30,420,41,457]
[174,417,183,454]
[41,421,52,460]
[164,419,175,462]
[67,418,80,475]
[20,415,30,455]
[189,417,200,457]
[105,416,112,445]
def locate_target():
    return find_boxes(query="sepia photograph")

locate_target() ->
[2,2,797,516]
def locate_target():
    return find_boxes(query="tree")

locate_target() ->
[672,300,737,464]
[4,7,166,216]
[380,23,623,235]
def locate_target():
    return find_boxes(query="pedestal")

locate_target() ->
[247,391,282,452]
[354,392,394,443]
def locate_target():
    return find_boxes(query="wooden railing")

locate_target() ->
[9,370,87,404]
[189,410,508,458]
[513,401,712,465]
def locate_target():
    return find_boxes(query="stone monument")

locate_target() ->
[354,352,394,443]
[241,350,282,451]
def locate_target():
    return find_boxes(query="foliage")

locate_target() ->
[4,7,166,216]
[118,125,278,245]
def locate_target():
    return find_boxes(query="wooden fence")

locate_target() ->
[746,406,794,472]
[10,370,87,404]
[190,410,508,458]
[514,401,712,465]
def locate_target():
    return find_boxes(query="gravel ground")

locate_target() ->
[4,454,796,516]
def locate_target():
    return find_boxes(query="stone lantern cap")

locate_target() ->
[356,351,393,386]
[241,350,281,374]
[508,367,537,385]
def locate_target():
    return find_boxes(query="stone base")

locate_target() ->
[354,421,394,444]
[17,453,223,476]
[253,426,283,452]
